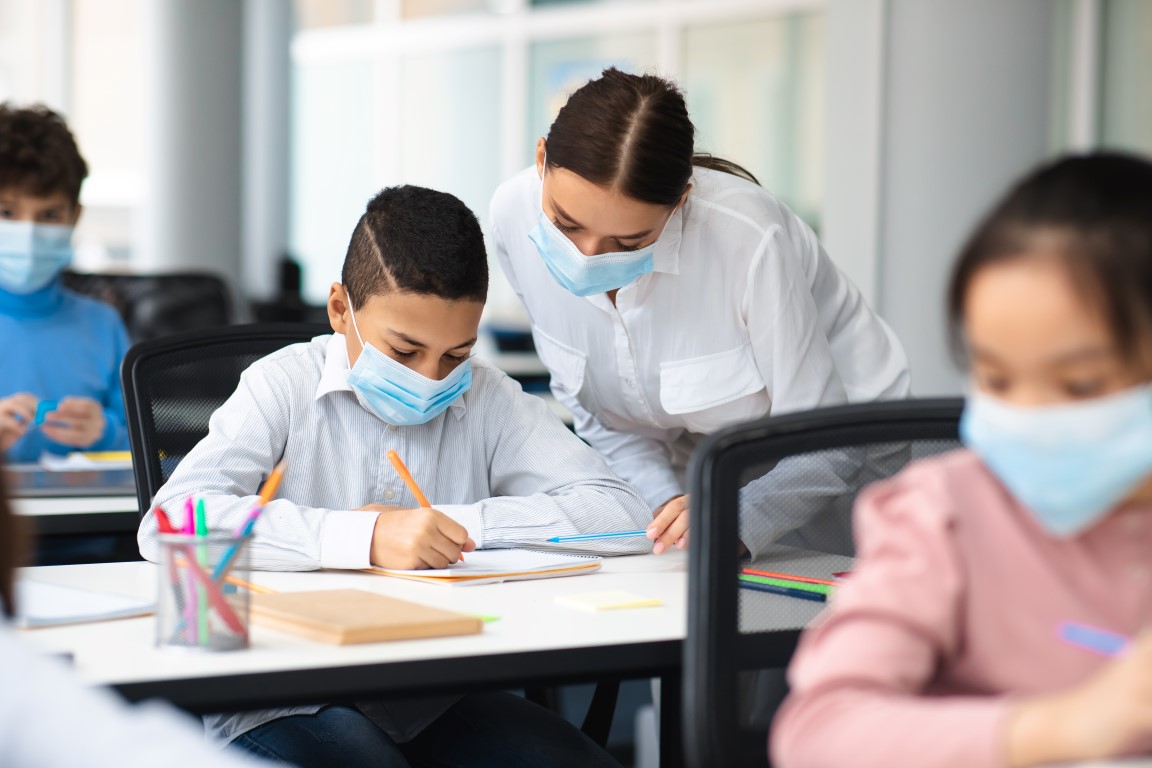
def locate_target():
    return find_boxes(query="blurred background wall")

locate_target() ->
[1,0,1149,394]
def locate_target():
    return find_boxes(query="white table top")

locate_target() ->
[12,495,138,517]
[19,551,691,691]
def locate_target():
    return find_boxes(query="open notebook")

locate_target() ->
[366,548,602,586]
[14,580,154,628]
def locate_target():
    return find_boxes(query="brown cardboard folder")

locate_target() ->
[250,589,482,645]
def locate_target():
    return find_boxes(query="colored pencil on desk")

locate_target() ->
[741,568,838,587]
[387,449,464,562]
[546,530,648,543]
[738,578,826,603]
[738,573,833,596]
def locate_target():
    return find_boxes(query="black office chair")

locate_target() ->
[121,323,331,516]
[62,270,237,342]
[683,398,964,768]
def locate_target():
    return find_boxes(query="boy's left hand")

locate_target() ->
[40,397,106,448]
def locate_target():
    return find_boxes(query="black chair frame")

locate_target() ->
[121,323,331,516]
[683,398,964,768]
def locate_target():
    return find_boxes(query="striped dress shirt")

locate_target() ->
[136,333,650,744]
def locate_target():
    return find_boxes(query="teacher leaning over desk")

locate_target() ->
[489,68,911,558]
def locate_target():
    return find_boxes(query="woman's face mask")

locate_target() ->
[528,157,676,297]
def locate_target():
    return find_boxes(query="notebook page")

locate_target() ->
[375,548,600,578]
[14,580,154,628]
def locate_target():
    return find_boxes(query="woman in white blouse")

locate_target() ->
[490,68,910,554]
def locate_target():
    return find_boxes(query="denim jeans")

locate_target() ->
[231,691,622,768]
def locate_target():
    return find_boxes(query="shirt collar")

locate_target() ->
[314,333,468,419]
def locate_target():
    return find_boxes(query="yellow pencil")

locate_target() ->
[224,574,277,595]
[386,449,463,562]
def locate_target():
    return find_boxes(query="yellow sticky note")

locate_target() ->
[554,590,663,613]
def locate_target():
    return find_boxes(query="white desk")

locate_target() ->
[22,551,691,765]
[7,465,140,535]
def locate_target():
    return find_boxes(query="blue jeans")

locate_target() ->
[231,692,622,768]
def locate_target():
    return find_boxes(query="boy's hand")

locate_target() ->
[40,397,106,448]
[1007,629,1152,765]
[0,393,37,451]
[369,507,476,570]
[647,495,690,555]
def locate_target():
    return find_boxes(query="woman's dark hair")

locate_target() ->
[0,102,89,206]
[947,152,1152,366]
[342,185,488,309]
[0,461,25,618]
[544,68,759,207]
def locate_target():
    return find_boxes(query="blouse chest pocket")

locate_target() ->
[659,344,769,433]
[531,326,598,410]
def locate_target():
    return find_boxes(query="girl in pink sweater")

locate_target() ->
[772,153,1152,767]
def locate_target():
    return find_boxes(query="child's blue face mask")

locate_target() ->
[961,385,1152,537]
[527,161,670,297]
[0,220,73,294]
[345,302,472,426]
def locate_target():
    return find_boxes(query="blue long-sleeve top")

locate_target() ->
[0,278,131,462]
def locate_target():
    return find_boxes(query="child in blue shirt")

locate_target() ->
[0,104,130,463]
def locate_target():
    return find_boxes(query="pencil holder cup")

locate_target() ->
[156,533,252,652]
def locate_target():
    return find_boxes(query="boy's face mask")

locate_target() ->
[0,220,74,294]
[345,302,473,426]
[961,384,1152,536]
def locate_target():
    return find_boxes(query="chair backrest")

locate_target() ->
[121,323,331,515]
[683,398,964,768]
[61,270,236,341]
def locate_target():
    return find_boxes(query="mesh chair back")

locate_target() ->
[121,323,330,515]
[684,399,963,768]
[62,270,235,341]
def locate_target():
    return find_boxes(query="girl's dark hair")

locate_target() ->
[948,152,1152,366]
[0,461,25,618]
[544,68,759,207]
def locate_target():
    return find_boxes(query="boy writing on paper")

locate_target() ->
[138,185,647,768]
[0,104,131,462]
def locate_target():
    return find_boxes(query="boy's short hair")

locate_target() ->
[341,185,488,309]
[0,103,88,205]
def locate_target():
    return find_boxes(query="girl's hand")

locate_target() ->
[0,393,37,451]
[1008,629,1152,766]
[647,495,689,555]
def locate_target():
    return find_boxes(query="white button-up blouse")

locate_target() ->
[490,166,911,510]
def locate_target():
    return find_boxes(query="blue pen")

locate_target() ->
[546,530,649,543]
[1059,621,1129,657]
[738,578,826,603]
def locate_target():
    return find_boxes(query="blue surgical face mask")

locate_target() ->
[0,220,74,294]
[960,385,1152,537]
[527,161,670,297]
[345,304,472,426]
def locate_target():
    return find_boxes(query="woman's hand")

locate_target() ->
[647,495,689,555]
[1007,629,1152,766]
[0,393,37,451]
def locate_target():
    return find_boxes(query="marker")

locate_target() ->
[1059,621,1129,657]
[742,568,837,587]
[546,530,649,543]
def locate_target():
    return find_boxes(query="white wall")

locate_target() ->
[824,0,1057,396]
